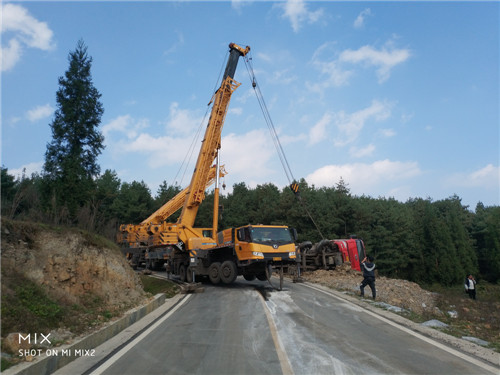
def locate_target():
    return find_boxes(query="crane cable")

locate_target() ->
[173,50,229,187]
[243,54,325,239]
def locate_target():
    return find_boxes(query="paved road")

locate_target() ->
[61,276,498,375]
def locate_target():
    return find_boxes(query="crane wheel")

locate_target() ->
[220,260,237,284]
[208,262,221,284]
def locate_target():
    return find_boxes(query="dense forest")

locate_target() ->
[2,40,499,288]
[2,167,499,286]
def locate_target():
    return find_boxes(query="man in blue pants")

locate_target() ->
[360,256,376,300]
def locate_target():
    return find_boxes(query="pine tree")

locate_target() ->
[43,39,104,219]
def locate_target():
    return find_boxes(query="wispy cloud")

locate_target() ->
[1,3,55,71]
[163,102,203,136]
[26,104,53,122]
[349,144,376,158]
[309,40,411,92]
[9,161,44,179]
[339,43,411,83]
[306,159,422,199]
[277,0,324,33]
[102,114,150,139]
[354,8,372,29]
[308,113,332,145]
[334,100,392,146]
[444,164,500,190]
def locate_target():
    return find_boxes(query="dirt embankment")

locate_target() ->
[301,264,437,315]
[1,221,145,308]
[1,219,148,358]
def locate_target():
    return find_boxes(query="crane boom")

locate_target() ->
[177,43,249,229]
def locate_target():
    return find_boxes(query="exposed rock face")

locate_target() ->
[1,223,145,310]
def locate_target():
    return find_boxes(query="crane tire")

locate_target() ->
[208,262,221,285]
[186,266,194,283]
[220,260,237,284]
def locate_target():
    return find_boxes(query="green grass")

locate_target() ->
[1,276,64,338]
[140,275,179,298]
[417,281,500,351]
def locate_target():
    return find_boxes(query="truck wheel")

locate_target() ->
[243,274,256,281]
[256,273,267,281]
[178,264,187,282]
[220,260,237,284]
[208,262,221,284]
[186,266,194,283]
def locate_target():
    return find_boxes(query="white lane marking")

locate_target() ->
[304,283,500,374]
[90,294,192,375]
[257,292,294,375]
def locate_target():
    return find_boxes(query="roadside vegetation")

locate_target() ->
[423,282,500,352]
[140,275,179,297]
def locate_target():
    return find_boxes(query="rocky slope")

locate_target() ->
[1,220,146,310]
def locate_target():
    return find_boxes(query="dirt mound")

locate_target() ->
[301,264,437,315]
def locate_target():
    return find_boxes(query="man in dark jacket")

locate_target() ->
[360,256,376,300]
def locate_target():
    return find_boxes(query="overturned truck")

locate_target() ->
[297,237,366,272]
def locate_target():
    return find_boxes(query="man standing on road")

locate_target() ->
[360,256,376,300]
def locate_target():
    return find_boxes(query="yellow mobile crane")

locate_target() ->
[118,165,226,269]
[117,43,297,288]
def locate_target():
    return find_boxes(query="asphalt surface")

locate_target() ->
[56,276,499,375]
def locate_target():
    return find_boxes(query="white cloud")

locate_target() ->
[163,30,184,57]
[334,100,392,146]
[309,42,352,91]
[102,114,149,139]
[349,144,375,158]
[444,164,500,190]
[308,113,332,145]
[164,102,202,135]
[221,129,276,179]
[229,107,243,115]
[1,4,55,72]
[354,8,372,29]
[9,161,44,179]
[271,68,298,85]
[1,39,22,71]
[378,128,396,138]
[306,159,422,199]
[277,0,324,33]
[231,0,252,13]
[26,104,53,122]
[339,43,410,83]
[125,133,193,169]
[309,40,411,92]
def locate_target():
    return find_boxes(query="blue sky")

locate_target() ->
[2,0,499,210]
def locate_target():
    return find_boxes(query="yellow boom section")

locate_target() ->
[141,165,226,226]
[177,76,240,228]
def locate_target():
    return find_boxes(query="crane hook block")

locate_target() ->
[290,183,301,197]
